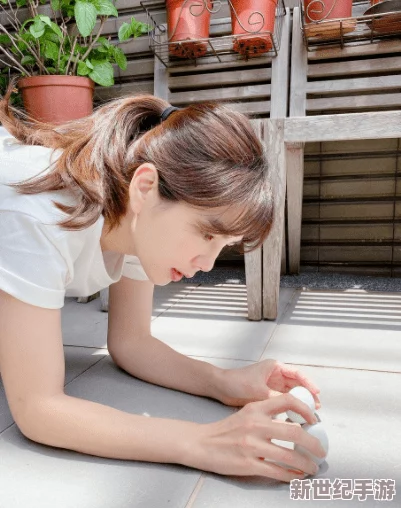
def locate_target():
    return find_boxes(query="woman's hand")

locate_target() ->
[185,394,326,482]
[214,359,321,409]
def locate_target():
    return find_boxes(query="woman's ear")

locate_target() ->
[128,163,158,214]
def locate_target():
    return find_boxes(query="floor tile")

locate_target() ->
[261,290,401,372]
[0,346,106,434]
[191,365,401,507]
[62,284,199,347]
[0,354,240,508]
[150,285,296,362]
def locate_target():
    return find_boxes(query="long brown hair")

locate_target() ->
[0,84,273,253]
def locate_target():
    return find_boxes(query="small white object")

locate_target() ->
[286,386,316,424]
[294,422,329,466]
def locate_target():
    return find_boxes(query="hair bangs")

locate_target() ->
[197,183,274,254]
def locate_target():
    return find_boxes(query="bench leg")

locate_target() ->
[262,119,286,320]
[245,248,262,320]
[287,143,305,274]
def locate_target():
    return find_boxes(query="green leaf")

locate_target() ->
[0,0,7,4]
[88,60,114,86]
[75,1,97,38]
[39,15,52,27]
[77,60,91,76]
[16,0,27,7]
[43,40,59,61]
[49,22,63,39]
[21,55,36,66]
[113,46,127,70]
[51,0,60,9]
[118,22,132,42]
[85,59,94,69]
[29,20,45,38]
[130,18,148,38]
[0,34,10,44]
[92,0,118,17]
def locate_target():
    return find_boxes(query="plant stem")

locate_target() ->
[76,16,107,71]
[65,36,77,75]
[0,45,31,76]
[0,24,28,61]
[0,57,32,76]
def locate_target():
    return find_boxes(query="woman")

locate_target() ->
[0,85,325,483]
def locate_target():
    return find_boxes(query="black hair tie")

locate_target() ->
[161,106,181,122]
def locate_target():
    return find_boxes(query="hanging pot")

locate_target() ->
[18,75,94,124]
[230,0,278,56]
[303,0,356,39]
[166,0,213,59]
[364,0,401,34]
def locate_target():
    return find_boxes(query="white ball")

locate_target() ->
[286,386,316,424]
[294,422,329,466]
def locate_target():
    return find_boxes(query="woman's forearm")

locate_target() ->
[110,334,227,401]
[22,394,200,463]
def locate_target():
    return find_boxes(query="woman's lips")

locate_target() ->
[171,268,184,282]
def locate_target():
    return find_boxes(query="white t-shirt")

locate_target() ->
[0,126,148,309]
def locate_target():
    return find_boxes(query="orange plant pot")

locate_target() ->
[166,0,213,59]
[303,0,356,39]
[18,75,94,125]
[230,0,278,56]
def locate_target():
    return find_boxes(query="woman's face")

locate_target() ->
[103,164,244,286]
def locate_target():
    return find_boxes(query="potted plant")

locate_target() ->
[229,0,278,56]
[166,0,213,58]
[0,0,149,123]
[303,0,356,39]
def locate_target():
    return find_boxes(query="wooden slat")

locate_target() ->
[290,7,308,117]
[307,93,401,112]
[303,201,397,221]
[270,6,290,119]
[285,111,401,143]
[287,143,305,274]
[307,39,401,61]
[304,178,398,200]
[168,68,271,91]
[223,101,270,115]
[309,57,401,79]
[306,75,401,95]
[168,54,273,74]
[302,223,394,242]
[169,84,271,105]
[94,80,154,101]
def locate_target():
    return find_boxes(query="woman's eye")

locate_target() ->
[203,233,214,241]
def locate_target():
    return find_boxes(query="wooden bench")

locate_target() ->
[154,7,291,320]
[287,5,401,274]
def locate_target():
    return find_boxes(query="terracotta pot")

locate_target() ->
[230,0,278,56]
[303,0,356,39]
[166,0,213,59]
[18,75,94,124]
[370,0,385,4]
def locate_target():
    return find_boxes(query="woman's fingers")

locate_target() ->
[268,419,326,460]
[263,393,317,425]
[252,458,308,483]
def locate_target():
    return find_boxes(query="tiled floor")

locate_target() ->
[0,283,400,507]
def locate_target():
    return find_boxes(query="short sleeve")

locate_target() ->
[122,255,149,281]
[0,211,69,308]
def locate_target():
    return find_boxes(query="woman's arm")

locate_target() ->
[107,276,227,401]
[0,289,200,462]
[0,289,325,481]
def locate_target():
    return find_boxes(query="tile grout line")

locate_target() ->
[183,473,206,508]
[152,283,202,320]
[256,289,299,363]
[0,355,109,436]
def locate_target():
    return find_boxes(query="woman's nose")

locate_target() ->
[195,255,216,273]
